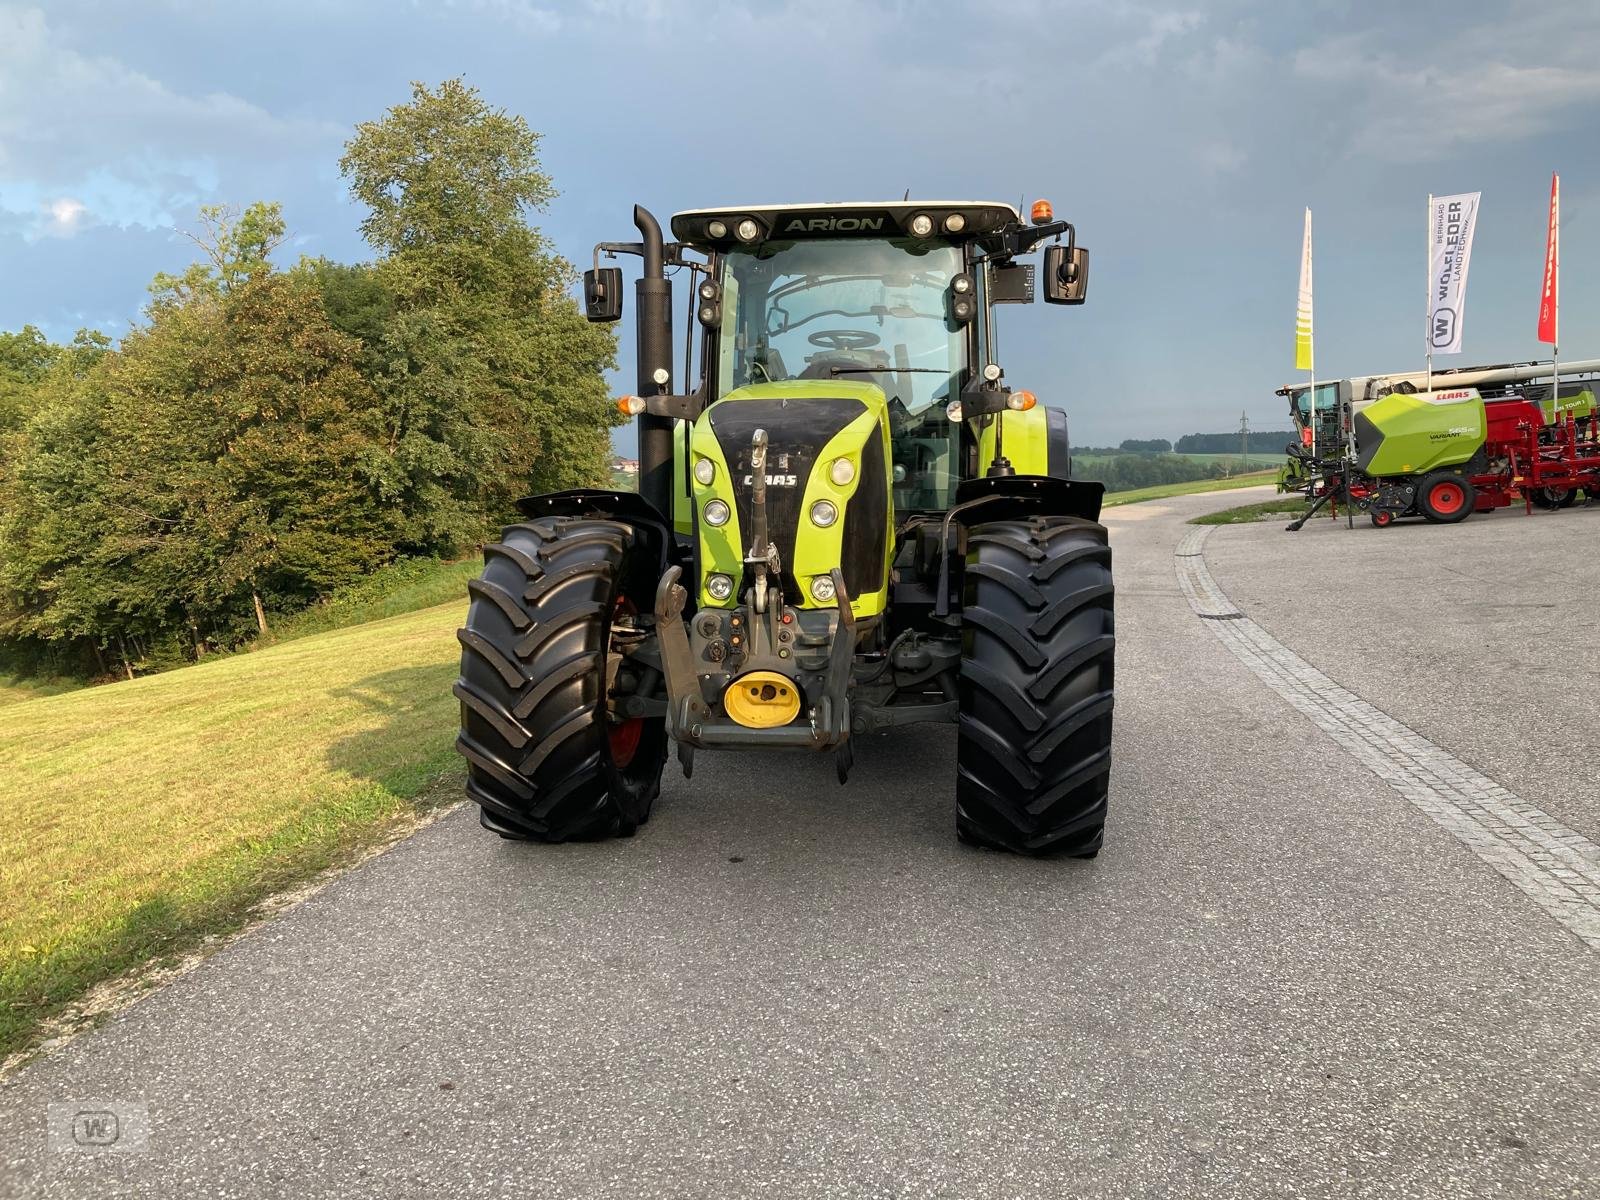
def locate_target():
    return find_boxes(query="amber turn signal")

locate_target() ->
[1008,390,1038,412]
[616,395,647,416]
[1030,199,1053,224]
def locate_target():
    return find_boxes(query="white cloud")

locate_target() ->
[0,5,339,235]
[1293,7,1600,163]
[47,196,87,234]
[1096,6,1204,68]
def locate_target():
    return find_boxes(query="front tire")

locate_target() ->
[455,517,666,841]
[956,516,1115,856]
[1418,473,1475,524]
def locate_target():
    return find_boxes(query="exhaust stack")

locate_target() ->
[633,205,674,520]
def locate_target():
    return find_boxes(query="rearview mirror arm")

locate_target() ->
[591,242,702,272]
[973,220,1076,266]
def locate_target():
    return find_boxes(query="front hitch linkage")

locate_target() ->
[745,428,783,614]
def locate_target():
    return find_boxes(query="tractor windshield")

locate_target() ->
[716,238,964,413]
[1292,382,1340,415]
[716,237,967,510]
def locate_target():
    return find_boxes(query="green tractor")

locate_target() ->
[454,200,1113,855]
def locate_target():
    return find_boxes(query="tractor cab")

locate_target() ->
[667,202,1085,514]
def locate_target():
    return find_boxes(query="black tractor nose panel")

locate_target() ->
[709,397,873,599]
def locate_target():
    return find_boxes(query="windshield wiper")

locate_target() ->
[824,366,949,375]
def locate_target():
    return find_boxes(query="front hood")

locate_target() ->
[694,382,891,608]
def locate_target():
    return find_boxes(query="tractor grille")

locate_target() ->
[709,396,884,601]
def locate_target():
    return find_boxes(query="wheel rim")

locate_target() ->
[606,595,645,770]
[1431,481,1465,515]
[608,716,644,769]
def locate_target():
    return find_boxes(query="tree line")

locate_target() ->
[0,81,620,681]
[1079,432,1299,457]
[1173,431,1296,455]
[1084,454,1238,493]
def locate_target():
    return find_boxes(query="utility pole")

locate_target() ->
[1238,409,1250,470]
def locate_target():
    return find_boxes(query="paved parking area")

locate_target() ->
[1205,500,1600,843]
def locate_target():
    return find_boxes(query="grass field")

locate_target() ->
[0,558,478,712]
[1102,469,1278,507]
[259,556,480,646]
[1182,452,1286,468]
[0,675,82,708]
[1074,451,1283,473]
[1189,496,1311,525]
[0,599,467,1059]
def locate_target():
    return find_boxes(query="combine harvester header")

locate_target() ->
[1277,358,1600,529]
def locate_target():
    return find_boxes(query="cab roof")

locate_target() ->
[670,201,1022,247]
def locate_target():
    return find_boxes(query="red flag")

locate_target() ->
[1537,173,1559,345]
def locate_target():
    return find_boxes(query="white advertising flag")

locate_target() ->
[1427,192,1480,356]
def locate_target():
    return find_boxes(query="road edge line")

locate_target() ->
[1176,524,1600,953]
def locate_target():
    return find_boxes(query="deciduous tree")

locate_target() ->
[341,79,618,545]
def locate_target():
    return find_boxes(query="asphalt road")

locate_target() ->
[1205,499,1600,844]
[4,488,1598,1198]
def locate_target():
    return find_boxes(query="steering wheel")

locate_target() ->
[808,330,881,352]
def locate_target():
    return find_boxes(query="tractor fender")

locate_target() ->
[513,488,679,577]
[929,476,1107,617]
[952,475,1106,526]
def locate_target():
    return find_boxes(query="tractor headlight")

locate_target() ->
[829,457,855,486]
[909,214,934,237]
[944,213,967,233]
[693,458,716,486]
[707,573,735,601]
[707,219,728,239]
[809,499,838,527]
[811,575,837,603]
[945,401,964,422]
[704,499,730,526]
[736,218,760,242]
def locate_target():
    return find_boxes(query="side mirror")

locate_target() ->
[1043,245,1089,305]
[584,267,623,322]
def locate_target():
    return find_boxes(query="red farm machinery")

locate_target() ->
[1278,359,1600,529]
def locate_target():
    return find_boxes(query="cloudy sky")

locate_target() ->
[3,0,1597,444]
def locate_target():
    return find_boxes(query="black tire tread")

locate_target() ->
[956,516,1115,856]
[455,517,665,842]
